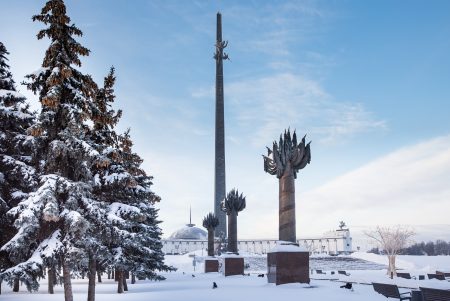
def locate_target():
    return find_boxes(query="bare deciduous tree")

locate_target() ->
[365,226,415,277]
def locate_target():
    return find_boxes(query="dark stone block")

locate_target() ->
[224,257,244,276]
[267,251,310,285]
[205,258,219,273]
[411,290,423,301]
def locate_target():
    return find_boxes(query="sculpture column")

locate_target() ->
[221,189,246,276]
[203,212,220,273]
[279,163,296,242]
[263,129,311,285]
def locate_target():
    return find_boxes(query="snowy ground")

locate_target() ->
[1,252,449,301]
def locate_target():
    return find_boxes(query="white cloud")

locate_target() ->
[245,30,292,57]
[224,73,386,146]
[192,73,386,147]
[298,134,450,237]
[223,0,327,60]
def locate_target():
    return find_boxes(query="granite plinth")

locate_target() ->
[205,258,219,273]
[267,251,310,285]
[223,257,244,276]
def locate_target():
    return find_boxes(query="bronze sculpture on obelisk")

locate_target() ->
[214,12,229,239]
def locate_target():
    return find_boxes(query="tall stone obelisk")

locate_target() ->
[214,12,228,238]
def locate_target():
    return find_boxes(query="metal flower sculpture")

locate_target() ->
[221,189,246,254]
[263,129,311,243]
[202,213,220,257]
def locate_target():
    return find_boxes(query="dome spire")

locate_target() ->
[187,205,195,227]
[169,206,207,240]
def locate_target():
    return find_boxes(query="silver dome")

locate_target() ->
[169,225,207,240]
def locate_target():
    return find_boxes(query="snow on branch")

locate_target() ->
[0,89,26,99]
[108,202,145,223]
[364,225,415,256]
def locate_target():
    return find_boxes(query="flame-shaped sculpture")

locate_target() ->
[263,129,311,243]
[221,189,246,254]
[202,213,220,256]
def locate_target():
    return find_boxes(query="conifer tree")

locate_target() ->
[0,41,37,294]
[85,67,122,301]
[0,2,100,300]
[1,2,171,299]
[89,68,172,294]
[106,130,173,293]
[91,73,174,291]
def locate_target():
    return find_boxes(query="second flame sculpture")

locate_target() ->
[221,189,246,254]
[263,129,311,243]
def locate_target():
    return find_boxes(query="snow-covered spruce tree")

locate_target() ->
[0,42,37,294]
[104,130,173,293]
[88,68,172,293]
[85,67,122,301]
[0,2,101,300]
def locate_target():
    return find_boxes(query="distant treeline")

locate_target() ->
[368,240,450,256]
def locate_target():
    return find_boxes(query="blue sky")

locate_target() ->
[1,0,450,242]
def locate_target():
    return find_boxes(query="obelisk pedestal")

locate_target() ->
[204,257,219,273]
[221,253,244,276]
[267,242,310,285]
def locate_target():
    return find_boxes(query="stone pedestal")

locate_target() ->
[223,257,244,276]
[267,246,309,285]
[204,258,219,273]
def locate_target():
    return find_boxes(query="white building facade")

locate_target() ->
[162,228,352,255]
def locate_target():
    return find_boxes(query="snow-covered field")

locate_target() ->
[1,252,449,301]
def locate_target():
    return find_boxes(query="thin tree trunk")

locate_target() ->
[87,254,96,301]
[131,273,136,284]
[387,255,397,277]
[58,264,62,282]
[12,278,19,292]
[111,269,114,280]
[107,269,111,279]
[96,261,102,283]
[227,213,238,253]
[0,278,2,294]
[279,165,296,243]
[62,256,74,301]
[122,275,128,291]
[114,268,118,281]
[52,266,57,287]
[208,229,215,256]
[48,266,54,294]
[117,270,124,294]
